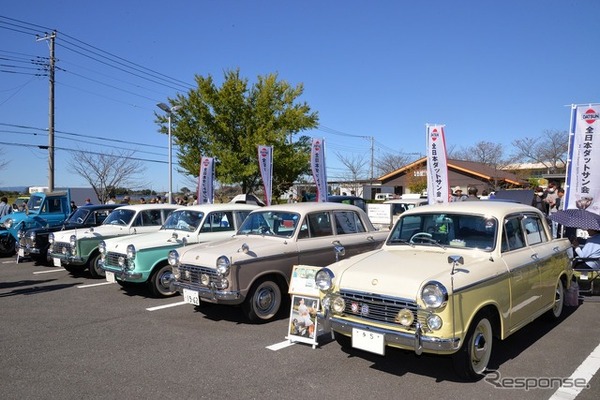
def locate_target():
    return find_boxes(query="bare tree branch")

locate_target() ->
[68,149,147,203]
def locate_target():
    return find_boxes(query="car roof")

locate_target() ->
[384,198,428,204]
[174,203,259,212]
[401,200,541,218]
[76,204,122,211]
[249,201,365,214]
[114,204,180,211]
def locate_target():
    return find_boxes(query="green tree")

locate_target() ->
[159,69,318,197]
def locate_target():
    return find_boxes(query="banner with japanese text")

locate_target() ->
[197,157,214,204]
[565,105,600,214]
[426,125,450,205]
[311,138,328,202]
[258,145,273,206]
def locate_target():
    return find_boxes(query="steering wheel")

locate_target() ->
[409,232,434,244]
[259,225,273,235]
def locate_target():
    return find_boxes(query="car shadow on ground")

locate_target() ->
[190,298,292,325]
[0,281,82,297]
[322,304,582,383]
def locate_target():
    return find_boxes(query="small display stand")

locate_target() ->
[287,265,324,349]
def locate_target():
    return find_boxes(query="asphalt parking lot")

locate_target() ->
[1,258,599,400]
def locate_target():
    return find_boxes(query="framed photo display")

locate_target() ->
[288,295,319,347]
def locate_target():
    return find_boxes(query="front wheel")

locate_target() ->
[88,253,105,279]
[546,279,565,320]
[148,264,177,297]
[0,235,16,257]
[242,278,282,323]
[452,312,494,381]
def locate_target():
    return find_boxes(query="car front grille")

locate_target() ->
[177,263,220,286]
[105,252,126,267]
[339,290,423,330]
[53,241,72,254]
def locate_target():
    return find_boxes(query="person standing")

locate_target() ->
[463,187,480,201]
[0,197,13,217]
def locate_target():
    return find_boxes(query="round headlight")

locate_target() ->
[48,233,54,244]
[127,244,136,260]
[200,273,210,285]
[69,235,77,248]
[395,309,415,326]
[421,282,448,309]
[315,268,334,292]
[29,231,36,241]
[4,218,13,229]
[216,256,230,276]
[17,230,24,239]
[331,296,346,314]
[168,250,179,266]
[98,241,106,254]
[427,314,443,330]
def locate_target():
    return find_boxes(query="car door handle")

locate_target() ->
[531,253,539,260]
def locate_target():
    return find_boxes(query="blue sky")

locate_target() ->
[1,0,598,192]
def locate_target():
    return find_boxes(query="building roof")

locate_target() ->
[378,157,525,186]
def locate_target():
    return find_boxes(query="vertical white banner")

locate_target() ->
[311,138,328,202]
[426,125,450,205]
[197,157,214,204]
[258,145,273,206]
[565,105,600,213]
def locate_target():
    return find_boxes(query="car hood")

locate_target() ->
[178,234,291,266]
[52,224,133,241]
[104,229,202,252]
[329,247,494,299]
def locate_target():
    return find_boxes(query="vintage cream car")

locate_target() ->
[314,201,573,380]
[99,203,259,297]
[48,204,178,278]
[168,202,389,322]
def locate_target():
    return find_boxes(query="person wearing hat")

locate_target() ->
[453,186,466,201]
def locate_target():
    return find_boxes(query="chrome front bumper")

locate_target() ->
[329,317,460,355]
[172,280,241,303]
[101,265,142,280]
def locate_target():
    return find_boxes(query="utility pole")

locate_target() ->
[37,31,56,191]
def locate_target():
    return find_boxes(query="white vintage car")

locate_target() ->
[168,202,389,322]
[314,201,573,380]
[99,203,259,297]
[48,204,178,278]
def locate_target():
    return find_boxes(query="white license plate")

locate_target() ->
[183,288,200,306]
[105,271,116,283]
[18,248,25,257]
[352,328,385,355]
[53,257,62,267]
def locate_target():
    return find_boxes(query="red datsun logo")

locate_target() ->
[583,108,599,125]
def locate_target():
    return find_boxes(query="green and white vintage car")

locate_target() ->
[313,201,573,380]
[48,204,178,278]
[99,203,259,297]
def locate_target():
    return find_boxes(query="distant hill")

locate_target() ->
[0,186,29,193]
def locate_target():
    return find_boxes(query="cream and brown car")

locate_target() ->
[314,201,573,380]
[168,202,389,322]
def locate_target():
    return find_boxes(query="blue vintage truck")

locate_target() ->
[0,190,73,257]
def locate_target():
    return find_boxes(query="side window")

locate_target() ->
[161,209,175,224]
[234,211,251,229]
[95,211,110,225]
[136,210,162,227]
[48,198,62,213]
[502,216,526,252]
[307,212,333,238]
[523,214,547,245]
[201,212,235,233]
[334,211,366,234]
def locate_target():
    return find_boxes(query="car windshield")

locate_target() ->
[26,194,44,212]
[66,208,91,224]
[387,212,497,251]
[162,210,204,232]
[103,209,135,226]
[237,211,300,238]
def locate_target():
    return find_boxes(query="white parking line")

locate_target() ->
[33,268,66,275]
[266,340,295,351]
[77,282,115,288]
[549,341,600,400]
[2,260,15,264]
[146,301,187,311]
